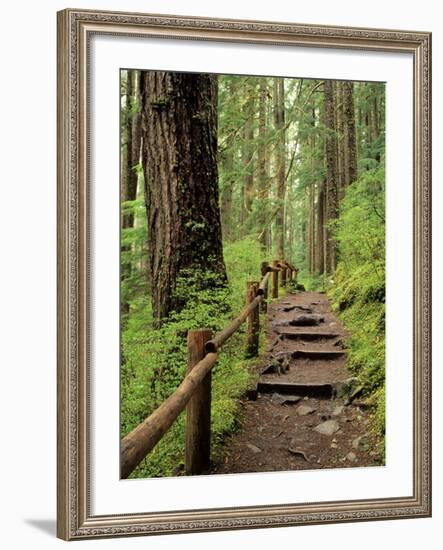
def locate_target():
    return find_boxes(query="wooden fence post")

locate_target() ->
[246,281,260,357]
[281,260,287,287]
[260,261,269,312]
[185,329,213,475]
[272,260,279,299]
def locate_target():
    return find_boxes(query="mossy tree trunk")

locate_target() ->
[140,71,227,325]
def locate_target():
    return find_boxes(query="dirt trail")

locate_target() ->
[211,291,382,474]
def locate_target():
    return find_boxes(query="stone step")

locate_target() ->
[294,349,345,359]
[272,315,325,329]
[277,330,340,341]
[257,381,333,399]
[274,349,346,361]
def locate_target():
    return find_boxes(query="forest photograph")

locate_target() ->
[119,70,386,480]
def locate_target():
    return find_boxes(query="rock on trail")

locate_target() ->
[210,291,382,475]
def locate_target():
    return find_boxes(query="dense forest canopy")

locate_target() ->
[120,70,386,478]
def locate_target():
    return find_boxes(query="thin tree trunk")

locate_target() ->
[372,85,381,162]
[140,71,227,325]
[343,80,357,186]
[274,78,286,258]
[287,190,293,263]
[315,182,325,274]
[309,105,317,273]
[241,80,255,229]
[220,79,236,241]
[122,70,142,230]
[220,138,234,241]
[335,82,345,192]
[258,77,269,249]
[323,79,338,272]
[121,70,142,315]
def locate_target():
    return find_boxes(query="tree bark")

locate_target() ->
[323,80,338,272]
[258,78,269,249]
[342,80,357,186]
[140,71,227,324]
[335,82,345,192]
[220,80,236,242]
[308,105,316,274]
[241,79,255,228]
[220,137,234,241]
[120,70,142,315]
[315,182,325,274]
[274,78,286,258]
[122,70,142,230]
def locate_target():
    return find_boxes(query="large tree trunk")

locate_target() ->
[342,80,357,186]
[274,78,286,258]
[323,80,338,272]
[140,71,227,324]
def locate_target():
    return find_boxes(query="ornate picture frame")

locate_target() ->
[57,8,431,540]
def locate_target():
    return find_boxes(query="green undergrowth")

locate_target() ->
[299,271,329,292]
[328,167,386,457]
[121,237,268,478]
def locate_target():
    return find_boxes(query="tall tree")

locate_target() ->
[257,77,269,249]
[274,78,286,258]
[323,79,339,272]
[315,182,326,274]
[120,70,143,315]
[342,80,357,186]
[121,70,142,230]
[335,82,345,191]
[140,71,227,324]
[219,78,237,241]
[241,79,255,228]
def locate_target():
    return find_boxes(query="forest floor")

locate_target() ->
[210,290,383,474]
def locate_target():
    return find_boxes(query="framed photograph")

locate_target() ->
[57,8,431,540]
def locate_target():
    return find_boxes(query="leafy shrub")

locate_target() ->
[121,237,267,478]
[329,166,386,440]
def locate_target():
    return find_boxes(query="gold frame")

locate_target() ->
[57,8,432,540]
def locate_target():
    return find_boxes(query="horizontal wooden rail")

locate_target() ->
[121,351,218,479]
[120,258,297,478]
[258,270,271,294]
[204,294,262,353]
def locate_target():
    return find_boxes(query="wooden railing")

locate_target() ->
[120,259,298,479]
